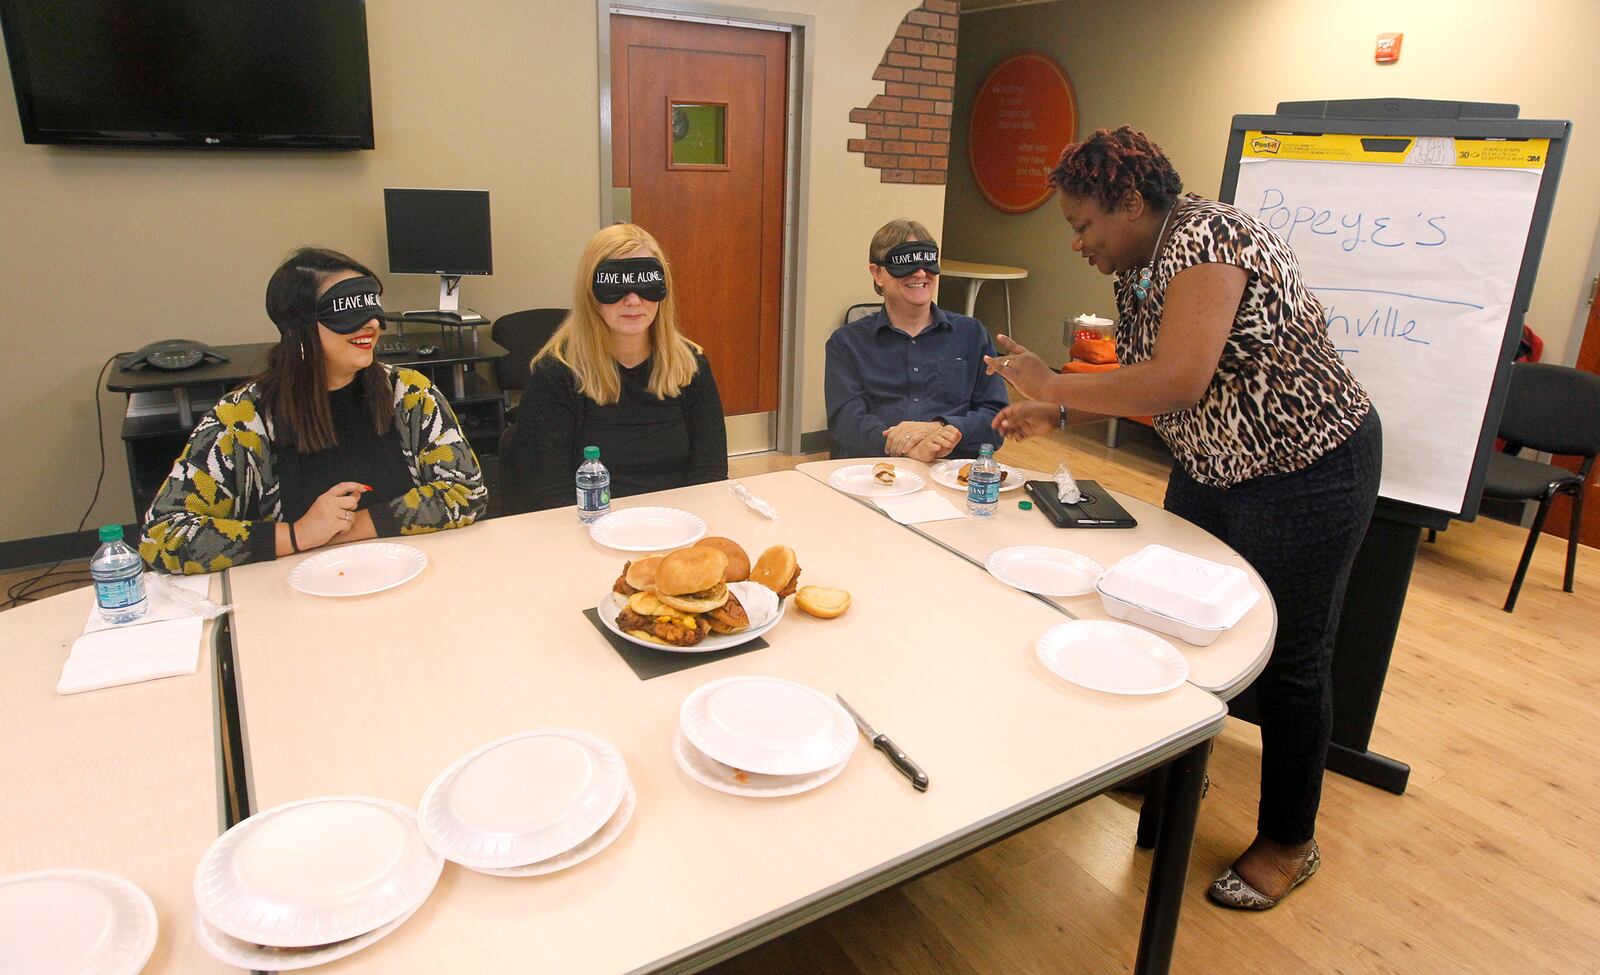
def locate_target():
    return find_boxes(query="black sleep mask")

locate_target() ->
[880,240,941,278]
[314,276,386,333]
[592,258,667,304]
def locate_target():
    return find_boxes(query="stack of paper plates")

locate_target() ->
[675,676,857,797]
[418,729,635,877]
[192,796,443,968]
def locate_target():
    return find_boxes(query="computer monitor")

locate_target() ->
[383,188,492,313]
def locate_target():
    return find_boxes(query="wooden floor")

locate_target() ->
[717,425,1600,975]
[8,431,1597,972]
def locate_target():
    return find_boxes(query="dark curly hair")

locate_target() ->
[1048,126,1183,213]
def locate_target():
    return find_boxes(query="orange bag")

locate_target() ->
[1069,336,1118,365]
[1062,360,1120,374]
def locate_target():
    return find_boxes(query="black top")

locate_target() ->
[502,352,729,514]
[276,378,415,525]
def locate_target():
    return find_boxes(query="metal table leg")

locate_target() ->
[1134,740,1210,975]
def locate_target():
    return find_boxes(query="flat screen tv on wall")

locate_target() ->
[0,1,375,149]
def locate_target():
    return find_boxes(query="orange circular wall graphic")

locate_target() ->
[968,53,1078,214]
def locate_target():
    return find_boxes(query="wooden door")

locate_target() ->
[610,15,787,417]
[1543,289,1600,548]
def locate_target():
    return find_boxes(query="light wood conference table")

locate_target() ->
[797,458,1278,700]
[0,586,231,974]
[222,470,1224,974]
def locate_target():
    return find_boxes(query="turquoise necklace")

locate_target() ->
[1131,203,1178,302]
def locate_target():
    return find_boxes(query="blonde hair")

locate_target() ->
[534,223,701,405]
[868,218,937,296]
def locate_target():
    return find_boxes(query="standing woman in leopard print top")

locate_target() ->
[988,126,1382,911]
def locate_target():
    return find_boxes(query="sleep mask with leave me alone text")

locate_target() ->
[313,276,387,334]
[592,257,667,304]
[880,240,940,278]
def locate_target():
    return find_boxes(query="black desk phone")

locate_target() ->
[119,340,231,371]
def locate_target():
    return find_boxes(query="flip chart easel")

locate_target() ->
[1217,98,1570,794]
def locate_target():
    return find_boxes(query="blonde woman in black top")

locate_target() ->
[501,224,728,514]
[989,127,1382,910]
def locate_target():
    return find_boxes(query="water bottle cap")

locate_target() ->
[979,443,994,455]
[1018,500,1033,510]
[97,524,125,542]
[583,445,600,460]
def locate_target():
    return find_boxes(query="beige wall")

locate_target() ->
[943,0,1600,374]
[0,1,945,545]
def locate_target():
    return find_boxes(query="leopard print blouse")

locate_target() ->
[1113,195,1371,489]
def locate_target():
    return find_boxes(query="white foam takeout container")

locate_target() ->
[1096,544,1260,646]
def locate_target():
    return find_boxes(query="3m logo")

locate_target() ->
[1250,136,1281,155]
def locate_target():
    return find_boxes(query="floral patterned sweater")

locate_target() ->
[140,366,487,574]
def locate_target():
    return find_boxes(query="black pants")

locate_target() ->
[1164,410,1382,844]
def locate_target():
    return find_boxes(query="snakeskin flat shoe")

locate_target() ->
[1206,841,1320,910]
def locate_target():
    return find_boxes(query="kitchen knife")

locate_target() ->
[835,694,928,791]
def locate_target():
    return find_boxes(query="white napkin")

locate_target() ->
[58,575,213,695]
[729,481,778,520]
[80,573,215,634]
[872,491,967,525]
[1055,460,1083,504]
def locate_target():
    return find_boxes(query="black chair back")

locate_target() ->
[491,308,567,394]
[1498,362,1600,456]
[842,302,882,328]
[1481,361,1600,612]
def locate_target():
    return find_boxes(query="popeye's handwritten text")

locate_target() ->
[1256,188,1447,253]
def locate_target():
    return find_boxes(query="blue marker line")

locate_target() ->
[1309,286,1484,310]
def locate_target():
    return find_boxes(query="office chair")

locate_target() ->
[490,308,567,419]
[1480,362,1600,612]
[842,302,882,328]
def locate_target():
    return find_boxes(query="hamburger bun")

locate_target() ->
[627,590,673,616]
[654,547,730,613]
[693,537,751,582]
[873,462,896,485]
[795,586,851,619]
[750,545,801,598]
[624,556,664,592]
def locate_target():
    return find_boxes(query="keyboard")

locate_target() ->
[376,338,411,356]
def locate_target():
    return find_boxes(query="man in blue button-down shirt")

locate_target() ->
[825,219,1009,461]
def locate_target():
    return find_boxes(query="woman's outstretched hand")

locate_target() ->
[983,334,1057,400]
[992,401,1060,441]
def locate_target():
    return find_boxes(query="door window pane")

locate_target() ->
[670,103,726,166]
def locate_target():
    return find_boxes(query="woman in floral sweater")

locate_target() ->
[141,247,486,574]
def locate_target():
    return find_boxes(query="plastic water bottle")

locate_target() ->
[91,524,148,624]
[576,445,611,524]
[966,443,1001,518]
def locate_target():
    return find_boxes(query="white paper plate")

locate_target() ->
[673,729,849,798]
[0,870,156,975]
[193,898,423,972]
[194,796,443,948]
[987,546,1105,597]
[287,542,427,597]
[930,459,1024,493]
[826,464,925,498]
[1035,620,1190,695]
[680,676,858,776]
[589,507,708,552]
[597,581,783,654]
[470,782,637,877]
[418,729,629,869]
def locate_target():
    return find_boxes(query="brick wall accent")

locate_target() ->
[846,0,959,185]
